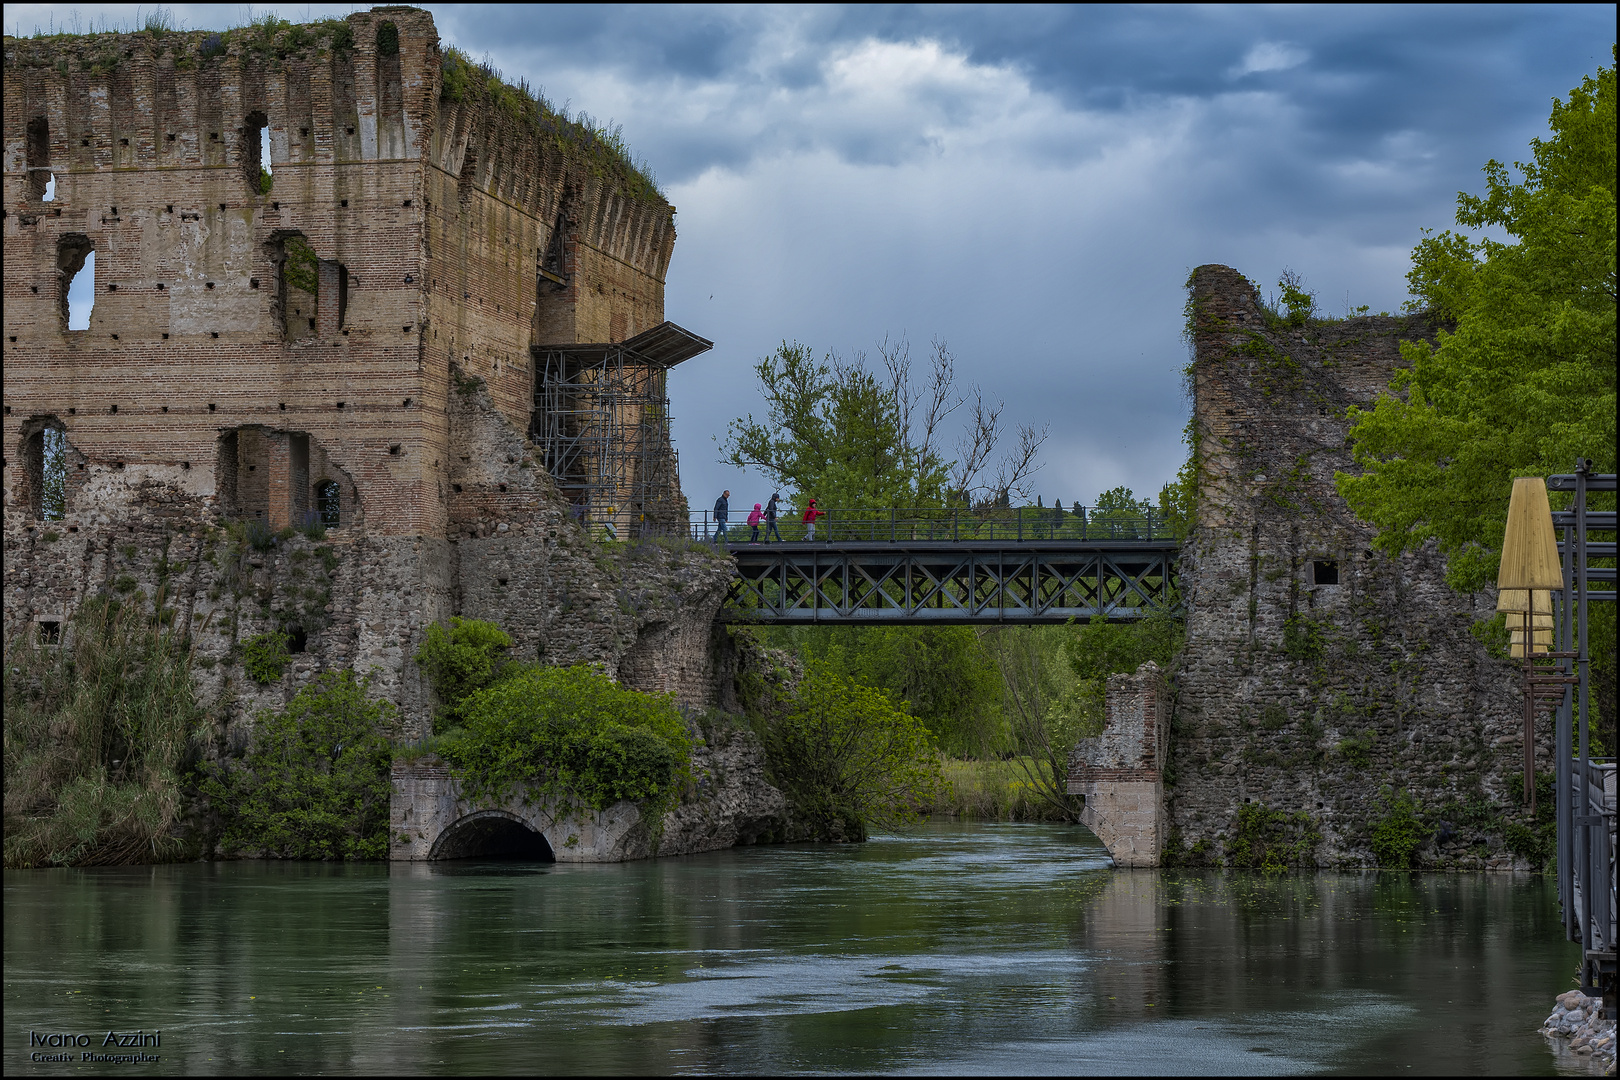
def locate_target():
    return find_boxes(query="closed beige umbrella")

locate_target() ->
[1497,478,1564,592]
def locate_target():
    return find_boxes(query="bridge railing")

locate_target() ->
[688,505,1176,544]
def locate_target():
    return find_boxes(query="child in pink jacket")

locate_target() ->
[747,503,763,542]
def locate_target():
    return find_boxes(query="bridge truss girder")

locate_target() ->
[722,541,1181,624]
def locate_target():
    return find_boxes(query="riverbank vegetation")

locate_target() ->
[4,597,201,867]
[202,670,395,859]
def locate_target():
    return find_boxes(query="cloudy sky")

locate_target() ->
[13,4,1612,510]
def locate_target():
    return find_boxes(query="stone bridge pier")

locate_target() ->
[1068,661,1169,867]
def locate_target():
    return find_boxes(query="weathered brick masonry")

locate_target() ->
[1161,265,1531,868]
[3,9,727,745]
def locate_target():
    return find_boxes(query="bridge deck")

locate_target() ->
[721,539,1180,624]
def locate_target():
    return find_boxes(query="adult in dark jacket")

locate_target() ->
[764,491,784,542]
[713,490,730,542]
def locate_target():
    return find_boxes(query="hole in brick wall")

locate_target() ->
[24,421,69,520]
[403,199,412,207]
[453,483,463,493]
[404,275,412,283]
[498,483,507,492]
[388,444,401,455]
[58,236,95,331]
[182,461,189,469]
[1311,560,1340,586]
[340,199,348,207]
[166,204,173,213]
[285,627,308,654]
[68,524,78,530]
[402,398,413,408]
[497,578,508,587]
[342,329,349,336]
[162,333,169,339]
[120,138,129,147]
[300,128,309,136]
[308,318,315,329]
[211,332,219,338]
[110,334,118,340]
[279,403,286,411]
[208,403,216,412]
[218,203,226,211]
[167,133,175,141]
[346,127,354,135]
[246,111,272,196]
[157,283,165,290]
[69,408,76,415]
[206,282,214,290]
[403,326,411,332]
[336,402,345,410]
[210,132,219,141]
[272,201,279,211]
[31,286,38,293]
[8,337,15,343]
[38,621,61,645]
[81,139,88,147]
[250,278,259,289]
[26,117,52,201]
[107,283,117,291]
[248,465,256,471]
[110,404,117,413]
[161,406,168,413]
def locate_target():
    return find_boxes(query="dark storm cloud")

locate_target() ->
[8,2,1609,506]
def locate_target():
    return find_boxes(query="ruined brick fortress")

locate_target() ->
[3,8,728,738]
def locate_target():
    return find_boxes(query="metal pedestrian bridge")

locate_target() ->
[701,507,1181,625]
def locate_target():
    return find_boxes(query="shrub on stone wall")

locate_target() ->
[441,665,693,814]
[241,629,290,684]
[756,663,943,842]
[1369,787,1431,869]
[1224,802,1323,871]
[4,597,201,867]
[413,617,513,730]
[202,670,395,860]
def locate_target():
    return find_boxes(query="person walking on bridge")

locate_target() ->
[802,497,824,541]
[713,490,730,543]
[764,491,784,542]
[747,502,763,542]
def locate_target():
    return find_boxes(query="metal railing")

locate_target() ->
[686,505,1177,544]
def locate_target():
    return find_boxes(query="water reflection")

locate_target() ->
[3,823,1587,1075]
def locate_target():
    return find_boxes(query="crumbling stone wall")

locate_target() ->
[2,10,723,749]
[1068,662,1169,867]
[1167,265,1531,869]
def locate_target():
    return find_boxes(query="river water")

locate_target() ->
[4,821,1592,1075]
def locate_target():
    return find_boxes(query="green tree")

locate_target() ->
[756,625,1005,757]
[204,669,395,860]
[1337,53,1616,592]
[413,616,513,730]
[981,625,1098,821]
[758,663,943,841]
[721,336,1046,510]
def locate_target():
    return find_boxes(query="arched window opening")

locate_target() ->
[24,421,70,521]
[26,117,53,202]
[376,21,399,56]
[58,235,94,332]
[316,479,341,528]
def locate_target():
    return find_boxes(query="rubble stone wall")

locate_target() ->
[1166,265,1532,869]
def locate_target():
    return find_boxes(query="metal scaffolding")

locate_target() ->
[530,321,711,536]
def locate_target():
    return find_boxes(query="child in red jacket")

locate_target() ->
[802,498,824,541]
